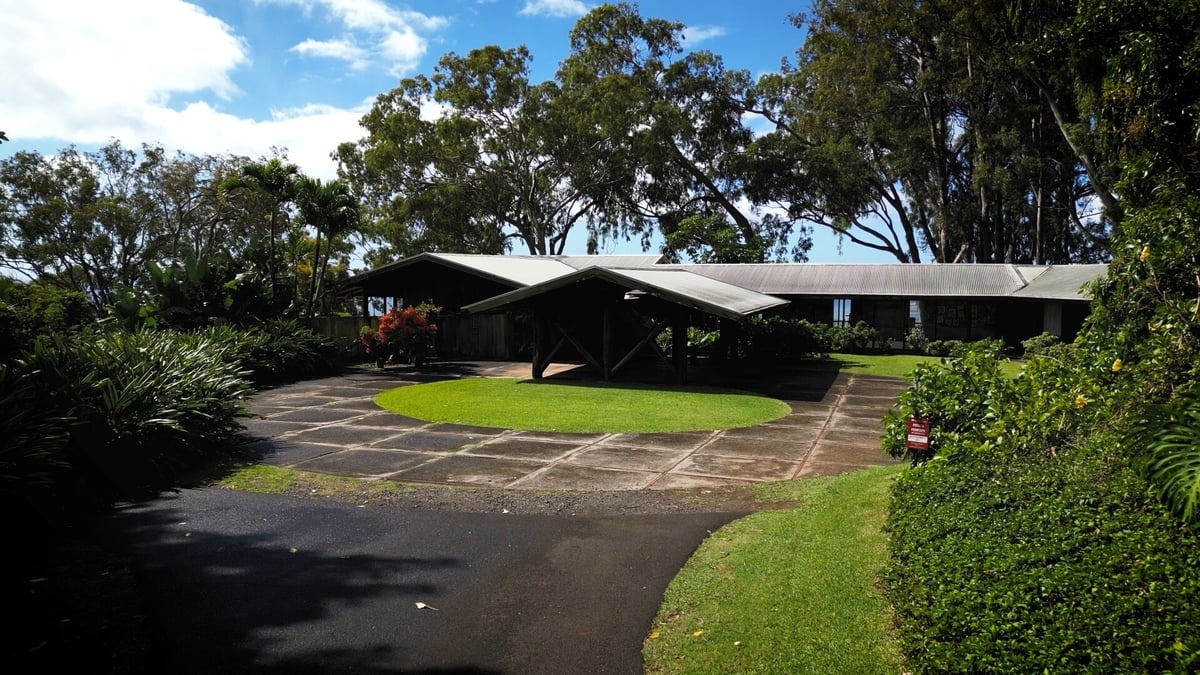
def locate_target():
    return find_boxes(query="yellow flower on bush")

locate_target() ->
[1075,394,1089,409]
[1140,246,1151,262]
[1112,358,1123,372]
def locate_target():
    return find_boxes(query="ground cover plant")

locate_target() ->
[374,378,790,433]
[882,347,1200,671]
[643,465,904,674]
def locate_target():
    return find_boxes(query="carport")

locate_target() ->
[463,266,788,383]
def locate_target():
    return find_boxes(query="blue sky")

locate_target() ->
[1,0,896,262]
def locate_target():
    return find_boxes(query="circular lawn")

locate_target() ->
[374,378,790,433]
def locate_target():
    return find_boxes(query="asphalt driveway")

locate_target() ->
[83,361,905,673]
[96,487,743,674]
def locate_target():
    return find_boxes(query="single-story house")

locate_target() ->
[341,252,1108,380]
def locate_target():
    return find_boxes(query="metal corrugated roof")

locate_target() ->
[425,253,577,286]
[346,254,1107,304]
[464,266,788,320]
[343,252,665,289]
[1011,264,1108,300]
[558,254,663,270]
[671,263,1104,298]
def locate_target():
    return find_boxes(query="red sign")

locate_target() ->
[906,417,931,451]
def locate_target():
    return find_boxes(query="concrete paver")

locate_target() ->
[241,361,905,489]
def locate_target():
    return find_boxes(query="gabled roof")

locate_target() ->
[464,266,789,321]
[343,252,663,290]
[671,263,1106,301]
[1011,264,1109,300]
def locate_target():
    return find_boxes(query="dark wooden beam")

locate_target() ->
[611,320,668,377]
[673,312,689,385]
[602,305,613,380]
[532,315,549,379]
[552,320,604,376]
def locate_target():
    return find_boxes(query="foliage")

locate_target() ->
[0,280,96,361]
[294,177,359,317]
[371,302,440,367]
[904,327,929,354]
[0,141,259,309]
[644,466,904,673]
[220,157,300,311]
[197,320,340,386]
[882,341,1096,464]
[0,318,339,524]
[9,328,250,506]
[0,365,70,509]
[885,433,1200,673]
[1020,331,1062,358]
[558,3,810,263]
[338,3,812,264]
[1128,387,1200,525]
[750,0,1113,264]
[337,45,593,257]
[374,378,790,434]
[741,316,830,360]
[738,317,883,359]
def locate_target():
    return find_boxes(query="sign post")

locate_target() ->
[906,417,931,452]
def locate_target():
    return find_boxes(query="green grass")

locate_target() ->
[829,352,1025,379]
[374,378,791,433]
[828,352,941,379]
[644,465,906,674]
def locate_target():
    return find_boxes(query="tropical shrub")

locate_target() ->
[197,319,340,385]
[1128,386,1200,525]
[15,328,250,502]
[372,302,440,367]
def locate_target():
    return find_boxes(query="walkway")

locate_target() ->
[240,361,906,490]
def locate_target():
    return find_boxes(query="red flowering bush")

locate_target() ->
[369,301,440,367]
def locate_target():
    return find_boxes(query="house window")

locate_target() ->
[833,298,852,327]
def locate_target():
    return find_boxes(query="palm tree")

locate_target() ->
[221,158,300,309]
[295,177,360,316]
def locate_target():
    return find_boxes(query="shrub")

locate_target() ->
[742,316,829,359]
[924,338,963,357]
[17,328,251,501]
[198,319,340,385]
[1021,331,1062,358]
[834,320,883,352]
[905,327,929,353]
[0,365,71,520]
[886,434,1200,673]
[883,343,1200,672]
[1128,386,1200,525]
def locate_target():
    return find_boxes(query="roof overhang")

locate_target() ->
[463,266,789,321]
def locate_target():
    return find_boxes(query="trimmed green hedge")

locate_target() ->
[883,345,1200,672]
[886,438,1200,672]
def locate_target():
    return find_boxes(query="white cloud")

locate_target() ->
[290,38,369,70]
[2,1,247,113]
[260,0,448,75]
[0,1,368,180]
[682,25,727,48]
[519,0,589,19]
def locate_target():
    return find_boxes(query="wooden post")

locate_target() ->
[532,314,548,379]
[673,312,688,385]
[602,305,613,381]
